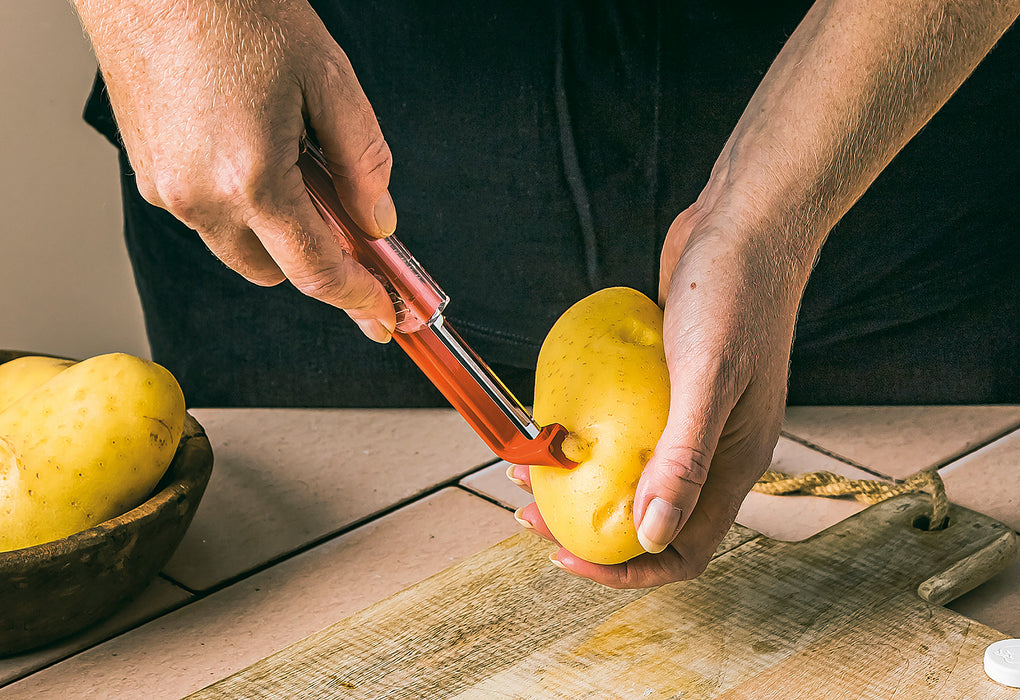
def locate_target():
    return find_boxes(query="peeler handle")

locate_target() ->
[297,139,577,469]
[298,142,446,333]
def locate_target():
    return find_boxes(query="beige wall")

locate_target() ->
[1,1,149,360]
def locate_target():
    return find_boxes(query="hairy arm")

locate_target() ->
[518,0,1018,588]
[70,0,398,341]
[662,0,1020,291]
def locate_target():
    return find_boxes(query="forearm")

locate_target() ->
[688,0,1019,285]
[69,0,293,123]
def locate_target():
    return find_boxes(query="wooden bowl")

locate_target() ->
[0,350,214,655]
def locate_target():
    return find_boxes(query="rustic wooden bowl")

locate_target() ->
[0,350,214,655]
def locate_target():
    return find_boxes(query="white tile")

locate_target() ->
[783,406,1020,478]
[947,540,1020,638]
[940,430,1020,530]
[164,408,492,590]
[460,460,534,511]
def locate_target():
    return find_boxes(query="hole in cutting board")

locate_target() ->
[912,514,951,531]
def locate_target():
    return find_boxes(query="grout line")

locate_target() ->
[934,421,1020,472]
[454,483,517,512]
[782,416,1020,482]
[779,431,893,480]
[156,571,198,596]
[1,578,201,690]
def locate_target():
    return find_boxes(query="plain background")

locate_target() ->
[1,2,149,360]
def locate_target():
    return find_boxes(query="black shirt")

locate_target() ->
[84,1,1018,406]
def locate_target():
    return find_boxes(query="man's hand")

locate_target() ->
[510,203,800,588]
[72,0,397,341]
[510,0,1018,588]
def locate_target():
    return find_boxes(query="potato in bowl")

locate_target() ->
[0,350,213,655]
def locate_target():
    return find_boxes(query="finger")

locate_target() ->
[134,162,290,288]
[506,463,533,494]
[247,165,397,338]
[632,401,723,555]
[662,449,758,579]
[632,347,743,556]
[554,468,747,589]
[514,502,559,545]
[550,548,688,589]
[199,224,287,287]
[305,51,395,239]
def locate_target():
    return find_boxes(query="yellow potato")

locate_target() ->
[0,355,76,412]
[0,353,186,551]
[531,287,670,565]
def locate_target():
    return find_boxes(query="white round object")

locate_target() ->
[985,639,1020,688]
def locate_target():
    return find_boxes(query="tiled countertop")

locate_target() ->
[2,406,1018,698]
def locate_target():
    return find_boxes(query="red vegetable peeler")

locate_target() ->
[299,140,577,469]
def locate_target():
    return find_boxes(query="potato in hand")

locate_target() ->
[531,287,670,565]
[0,353,186,552]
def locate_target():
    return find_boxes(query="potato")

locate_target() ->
[0,356,76,412]
[530,287,670,565]
[0,353,186,552]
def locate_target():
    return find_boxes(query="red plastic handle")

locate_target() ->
[298,143,577,469]
[299,149,445,333]
[394,325,576,468]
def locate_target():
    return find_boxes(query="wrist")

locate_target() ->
[671,159,829,302]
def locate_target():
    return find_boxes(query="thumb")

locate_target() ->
[306,54,396,239]
[633,379,734,555]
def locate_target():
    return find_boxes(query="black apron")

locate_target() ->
[84,1,1019,407]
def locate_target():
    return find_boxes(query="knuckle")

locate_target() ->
[318,52,356,90]
[210,172,246,207]
[292,268,342,300]
[292,264,374,309]
[592,561,639,590]
[209,156,261,210]
[233,157,281,212]
[155,178,202,222]
[140,160,212,225]
[134,175,162,208]
[662,541,712,583]
[658,447,712,489]
[217,248,285,287]
[340,134,393,187]
[603,571,632,590]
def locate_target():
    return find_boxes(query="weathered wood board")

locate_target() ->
[190,495,1018,699]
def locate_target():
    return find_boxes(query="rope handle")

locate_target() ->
[752,467,949,530]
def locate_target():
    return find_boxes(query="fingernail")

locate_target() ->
[549,553,566,569]
[355,318,392,343]
[637,497,683,554]
[506,464,526,487]
[373,191,397,235]
[513,507,533,529]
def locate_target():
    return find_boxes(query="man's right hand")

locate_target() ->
[73,0,397,342]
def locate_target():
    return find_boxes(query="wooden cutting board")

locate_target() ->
[189,494,1017,699]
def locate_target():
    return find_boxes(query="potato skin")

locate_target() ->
[0,353,186,551]
[531,287,669,565]
[0,356,76,413]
